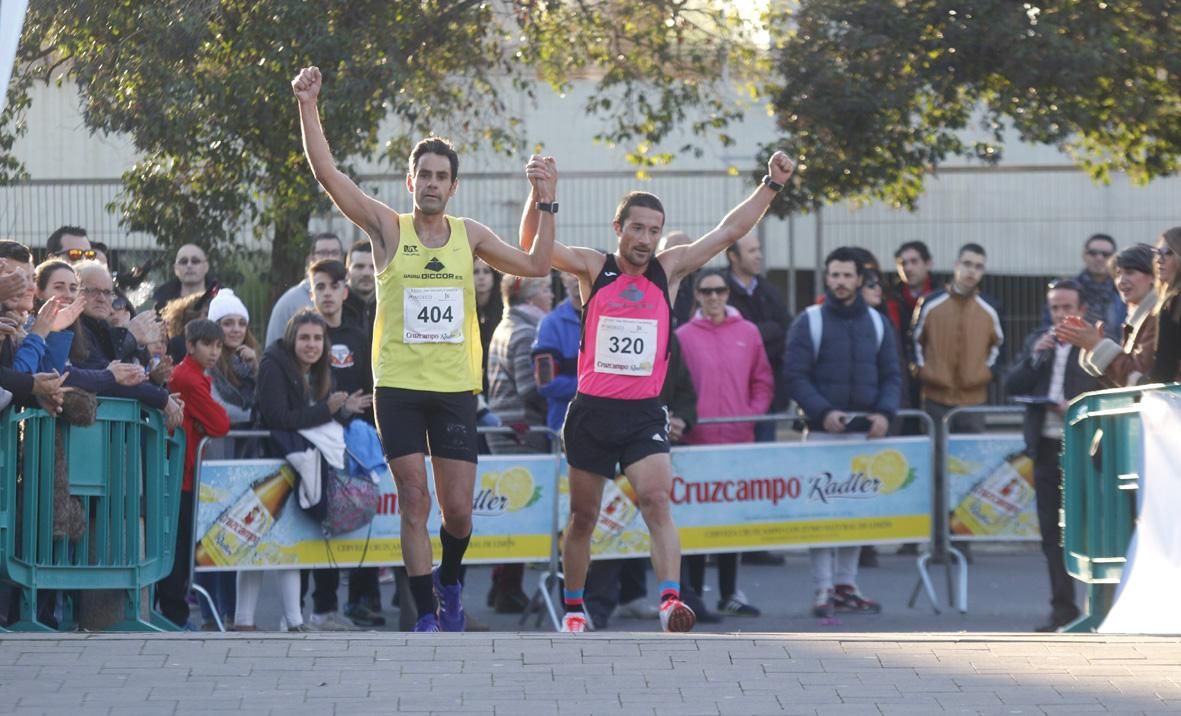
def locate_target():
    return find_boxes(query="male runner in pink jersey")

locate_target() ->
[520,151,795,632]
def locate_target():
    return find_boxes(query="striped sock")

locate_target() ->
[659,580,680,603]
[563,589,584,614]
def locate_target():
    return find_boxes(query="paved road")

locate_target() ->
[1,631,1177,715]
[232,543,1064,634]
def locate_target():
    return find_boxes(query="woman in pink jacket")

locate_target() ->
[676,269,775,617]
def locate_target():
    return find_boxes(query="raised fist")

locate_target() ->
[291,66,322,104]
[767,151,795,184]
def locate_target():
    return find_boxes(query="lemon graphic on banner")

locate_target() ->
[869,449,911,494]
[480,472,499,491]
[948,456,978,475]
[497,467,535,511]
[851,454,870,475]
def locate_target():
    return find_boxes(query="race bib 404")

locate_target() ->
[403,287,464,343]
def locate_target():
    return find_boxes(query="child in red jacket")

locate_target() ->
[157,318,230,629]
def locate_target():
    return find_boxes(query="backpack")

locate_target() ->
[804,304,884,361]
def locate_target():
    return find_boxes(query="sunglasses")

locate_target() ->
[175,256,205,266]
[696,286,729,296]
[80,287,115,298]
[59,249,97,262]
[863,280,881,290]
[1086,249,1114,258]
[1156,247,1176,259]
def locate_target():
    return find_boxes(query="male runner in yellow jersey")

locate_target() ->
[293,66,557,632]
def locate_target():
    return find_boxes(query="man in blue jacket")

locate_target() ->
[531,272,582,433]
[785,246,902,619]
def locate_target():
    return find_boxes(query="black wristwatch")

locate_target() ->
[536,201,559,214]
[761,175,784,193]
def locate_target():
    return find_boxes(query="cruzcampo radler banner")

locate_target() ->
[193,455,559,571]
[587,436,933,559]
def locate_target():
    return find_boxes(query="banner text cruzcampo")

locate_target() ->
[669,475,801,507]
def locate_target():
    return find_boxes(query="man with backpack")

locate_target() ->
[784,246,902,619]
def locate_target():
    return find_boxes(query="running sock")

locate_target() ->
[563,589,585,614]
[409,574,436,617]
[659,580,680,603]
[438,526,471,586]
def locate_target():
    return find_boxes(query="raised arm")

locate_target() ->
[660,151,795,283]
[292,66,399,266]
[517,156,594,278]
[469,155,556,278]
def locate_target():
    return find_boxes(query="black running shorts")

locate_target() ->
[562,392,670,478]
[374,387,479,463]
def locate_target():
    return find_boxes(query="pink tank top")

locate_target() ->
[578,254,672,400]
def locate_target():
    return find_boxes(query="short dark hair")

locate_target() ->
[307,232,342,257]
[958,243,986,259]
[46,226,87,255]
[824,247,863,276]
[848,246,880,273]
[308,259,347,285]
[1048,278,1083,293]
[1112,243,1155,277]
[347,239,372,267]
[409,136,459,181]
[894,240,931,262]
[0,239,31,263]
[185,318,224,345]
[613,191,665,227]
[1047,278,1085,307]
[1085,233,1117,251]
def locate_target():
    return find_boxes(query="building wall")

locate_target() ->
[5,79,1179,276]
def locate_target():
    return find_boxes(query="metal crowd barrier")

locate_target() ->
[189,412,953,631]
[0,398,186,632]
[1058,384,1181,631]
[907,405,1027,615]
[190,425,564,632]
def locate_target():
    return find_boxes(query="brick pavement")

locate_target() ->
[1,632,1178,715]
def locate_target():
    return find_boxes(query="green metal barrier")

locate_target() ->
[0,398,186,631]
[1061,382,1181,632]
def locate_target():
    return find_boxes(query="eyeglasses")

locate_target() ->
[80,287,115,298]
[1155,247,1176,259]
[1086,249,1114,258]
[312,249,342,259]
[59,249,97,262]
[696,286,729,296]
[175,256,205,266]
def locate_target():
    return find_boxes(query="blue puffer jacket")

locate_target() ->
[784,290,902,430]
[531,298,582,432]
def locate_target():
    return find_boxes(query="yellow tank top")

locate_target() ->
[372,214,481,392]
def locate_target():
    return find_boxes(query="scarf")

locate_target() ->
[209,352,256,411]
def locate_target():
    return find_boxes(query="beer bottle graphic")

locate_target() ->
[195,465,297,567]
[949,452,1035,536]
[591,476,640,546]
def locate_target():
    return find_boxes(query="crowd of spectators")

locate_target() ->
[2,223,1179,632]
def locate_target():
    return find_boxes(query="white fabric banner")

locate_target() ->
[1100,390,1181,633]
[0,0,29,114]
